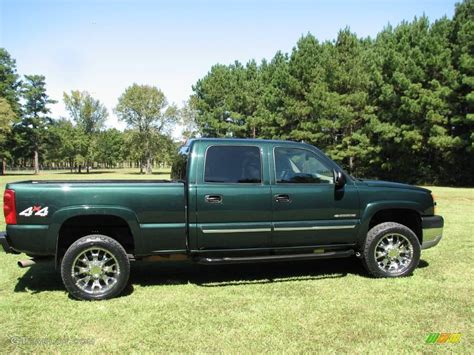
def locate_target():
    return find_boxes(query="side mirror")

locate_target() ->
[333,170,346,190]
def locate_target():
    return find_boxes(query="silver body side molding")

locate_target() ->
[202,228,272,234]
[274,225,356,232]
[202,225,356,234]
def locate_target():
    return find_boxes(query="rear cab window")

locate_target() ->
[171,144,189,181]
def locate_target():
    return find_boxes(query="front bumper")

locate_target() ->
[421,215,444,250]
[0,232,19,254]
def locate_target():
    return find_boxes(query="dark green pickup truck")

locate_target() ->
[1,138,443,300]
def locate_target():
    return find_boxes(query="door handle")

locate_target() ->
[274,194,291,203]
[205,195,223,204]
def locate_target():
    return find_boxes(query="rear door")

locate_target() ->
[195,144,272,249]
[270,146,359,247]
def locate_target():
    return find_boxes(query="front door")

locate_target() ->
[196,144,272,249]
[271,146,359,247]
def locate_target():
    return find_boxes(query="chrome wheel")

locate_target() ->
[374,233,413,274]
[71,247,120,295]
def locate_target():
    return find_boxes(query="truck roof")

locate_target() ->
[187,137,314,147]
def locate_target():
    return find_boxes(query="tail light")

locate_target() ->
[4,189,17,225]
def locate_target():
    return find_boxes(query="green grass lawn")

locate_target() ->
[0,170,472,352]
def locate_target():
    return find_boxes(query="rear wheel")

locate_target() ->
[362,222,420,278]
[61,234,130,300]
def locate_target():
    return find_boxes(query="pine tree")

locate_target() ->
[19,75,56,174]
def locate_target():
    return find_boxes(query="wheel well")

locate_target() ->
[369,209,422,243]
[57,215,134,259]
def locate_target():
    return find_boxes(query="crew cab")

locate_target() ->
[0,138,444,300]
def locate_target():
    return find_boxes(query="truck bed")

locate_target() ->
[13,179,173,184]
[6,180,187,255]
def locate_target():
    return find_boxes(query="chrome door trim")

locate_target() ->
[202,228,272,234]
[274,225,356,232]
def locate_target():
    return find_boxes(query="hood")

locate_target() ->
[356,179,431,193]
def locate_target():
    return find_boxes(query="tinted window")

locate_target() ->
[205,146,261,183]
[171,145,189,180]
[275,148,333,184]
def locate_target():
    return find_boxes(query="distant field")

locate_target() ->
[0,172,472,352]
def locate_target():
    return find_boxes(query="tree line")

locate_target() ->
[0,0,472,183]
[0,57,181,174]
[191,0,473,185]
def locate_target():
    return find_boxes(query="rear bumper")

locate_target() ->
[421,215,444,250]
[0,232,20,254]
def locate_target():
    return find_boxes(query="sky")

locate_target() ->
[0,0,458,134]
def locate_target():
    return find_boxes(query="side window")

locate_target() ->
[204,146,262,183]
[274,147,333,184]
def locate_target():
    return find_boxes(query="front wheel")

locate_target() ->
[362,222,421,278]
[61,234,130,300]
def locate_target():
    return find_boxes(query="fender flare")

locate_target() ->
[356,201,423,247]
[48,205,143,257]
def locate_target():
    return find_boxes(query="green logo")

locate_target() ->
[426,333,461,344]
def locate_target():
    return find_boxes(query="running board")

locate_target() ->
[194,249,354,265]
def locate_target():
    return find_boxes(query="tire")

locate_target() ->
[362,222,420,278]
[61,234,130,300]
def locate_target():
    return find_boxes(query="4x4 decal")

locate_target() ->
[19,206,49,217]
